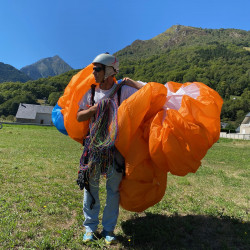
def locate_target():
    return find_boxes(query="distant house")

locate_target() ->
[240,112,250,134]
[16,103,54,125]
[235,126,240,133]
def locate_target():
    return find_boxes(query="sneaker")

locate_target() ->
[83,232,96,242]
[102,230,117,245]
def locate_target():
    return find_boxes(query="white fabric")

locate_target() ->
[163,82,200,111]
[137,80,147,86]
[78,83,138,110]
[104,66,116,80]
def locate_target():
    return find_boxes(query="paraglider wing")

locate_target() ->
[52,67,223,212]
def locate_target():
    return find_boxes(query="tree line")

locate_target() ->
[116,43,250,127]
[0,43,249,129]
[0,69,79,119]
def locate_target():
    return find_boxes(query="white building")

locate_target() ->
[240,112,250,134]
[15,103,54,125]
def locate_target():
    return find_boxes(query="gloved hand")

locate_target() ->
[76,168,95,209]
[76,169,85,190]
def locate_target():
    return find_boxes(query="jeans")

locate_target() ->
[83,150,123,233]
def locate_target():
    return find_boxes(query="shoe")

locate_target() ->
[83,232,96,242]
[102,230,117,245]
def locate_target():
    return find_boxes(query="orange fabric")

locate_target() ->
[58,65,119,143]
[149,82,223,176]
[57,69,223,212]
[58,64,96,143]
[115,83,168,211]
[115,82,167,157]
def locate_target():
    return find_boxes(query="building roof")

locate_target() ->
[16,103,54,119]
[241,112,250,125]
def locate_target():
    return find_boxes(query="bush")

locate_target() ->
[6,115,15,122]
[220,128,236,133]
[0,115,6,121]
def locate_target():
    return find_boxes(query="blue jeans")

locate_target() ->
[83,152,123,233]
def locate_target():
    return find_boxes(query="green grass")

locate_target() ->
[0,125,249,249]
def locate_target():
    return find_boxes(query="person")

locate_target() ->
[76,53,143,244]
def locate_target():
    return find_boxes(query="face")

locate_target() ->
[93,63,105,83]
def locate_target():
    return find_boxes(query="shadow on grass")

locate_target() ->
[119,212,250,249]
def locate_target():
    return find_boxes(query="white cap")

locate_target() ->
[92,53,119,73]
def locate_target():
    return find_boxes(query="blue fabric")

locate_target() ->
[51,103,68,135]
[83,162,123,233]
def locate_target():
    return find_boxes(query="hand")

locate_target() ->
[122,77,134,87]
[76,169,85,190]
[77,104,98,122]
[122,77,143,90]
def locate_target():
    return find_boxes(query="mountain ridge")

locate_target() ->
[0,62,31,83]
[115,25,250,61]
[20,55,73,80]
[0,25,249,126]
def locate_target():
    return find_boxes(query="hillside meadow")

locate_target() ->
[0,124,249,249]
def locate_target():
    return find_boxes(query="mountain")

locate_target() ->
[20,55,73,80]
[0,25,249,126]
[0,62,31,83]
[115,25,250,61]
[114,25,250,95]
[113,25,250,125]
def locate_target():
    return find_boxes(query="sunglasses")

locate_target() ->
[93,66,104,72]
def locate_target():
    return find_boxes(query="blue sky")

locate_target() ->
[0,0,249,70]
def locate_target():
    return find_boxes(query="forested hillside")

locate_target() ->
[0,69,79,118]
[0,25,249,128]
[114,25,250,126]
[0,62,31,83]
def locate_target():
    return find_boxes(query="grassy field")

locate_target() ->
[0,124,249,249]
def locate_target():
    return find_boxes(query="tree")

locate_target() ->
[182,70,196,82]
[236,110,245,125]
[48,92,62,106]
[216,81,227,98]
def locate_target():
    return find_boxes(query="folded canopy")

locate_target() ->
[52,65,223,212]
